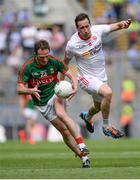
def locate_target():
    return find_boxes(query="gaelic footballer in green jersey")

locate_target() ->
[18,54,68,106]
[17,40,90,168]
[18,40,77,105]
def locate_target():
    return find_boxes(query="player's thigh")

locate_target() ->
[78,75,104,93]
[54,96,67,118]
[35,95,57,121]
[98,83,112,97]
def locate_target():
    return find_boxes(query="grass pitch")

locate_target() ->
[0,139,140,179]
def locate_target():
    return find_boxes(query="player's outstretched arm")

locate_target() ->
[110,19,132,32]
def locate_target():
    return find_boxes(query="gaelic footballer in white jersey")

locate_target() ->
[64,13,131,138]
[66,25,111,82]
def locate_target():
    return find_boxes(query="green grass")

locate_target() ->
[0,139,140,179]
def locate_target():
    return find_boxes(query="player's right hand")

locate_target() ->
[31,86,41,100]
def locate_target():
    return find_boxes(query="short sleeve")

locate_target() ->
[92,25,111,36]
[55,60,69,74]
[18,65,30,84]
[65,42,74,60]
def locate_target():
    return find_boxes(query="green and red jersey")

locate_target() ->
[18,55,68,106]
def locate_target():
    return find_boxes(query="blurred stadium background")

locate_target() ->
[0,0,140,142]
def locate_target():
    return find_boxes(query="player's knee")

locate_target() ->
[104,89,112,101]
[56,111,67,119]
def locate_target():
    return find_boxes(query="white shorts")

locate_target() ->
[35,95,66,122]
[78,74,106,102]
[23,108,38,121]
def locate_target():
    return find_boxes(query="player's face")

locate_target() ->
[36,49,50,66]
[77,18,91,39]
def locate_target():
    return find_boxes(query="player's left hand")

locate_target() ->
[66,86,78,101]
[119,19,132,29]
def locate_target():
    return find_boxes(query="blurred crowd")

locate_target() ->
[0,6,66,79]
[92,0,140,65]
[120,78,136,137]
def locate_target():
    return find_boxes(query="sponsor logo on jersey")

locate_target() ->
[89,42,102,55]
[81,51,90,59]
[32,72,40,76]
[81,42,102,59]
[32,71,48,77]
[50,68,54,74]
[30,75,57,86]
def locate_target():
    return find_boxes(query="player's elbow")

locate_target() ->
[17,87,21,94]
[17,84,23,94]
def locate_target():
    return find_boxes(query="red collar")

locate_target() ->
[78,32,91,40]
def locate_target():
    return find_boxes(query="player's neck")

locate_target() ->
[78,32,91,40]
[35,56,48,68]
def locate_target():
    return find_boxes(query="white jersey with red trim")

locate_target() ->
[65,25,111,81]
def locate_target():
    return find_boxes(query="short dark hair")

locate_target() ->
[75,13,91,28]
[34,40,50,54]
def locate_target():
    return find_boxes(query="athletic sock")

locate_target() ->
[103,119,109,128]
[81,155,88,163]
[75,136,86,149]
[85,113,92,121]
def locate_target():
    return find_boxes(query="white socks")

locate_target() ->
[85,114,92,121]
[81,155,88,163]
[77,143,86,150]
[103,119,109,128]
